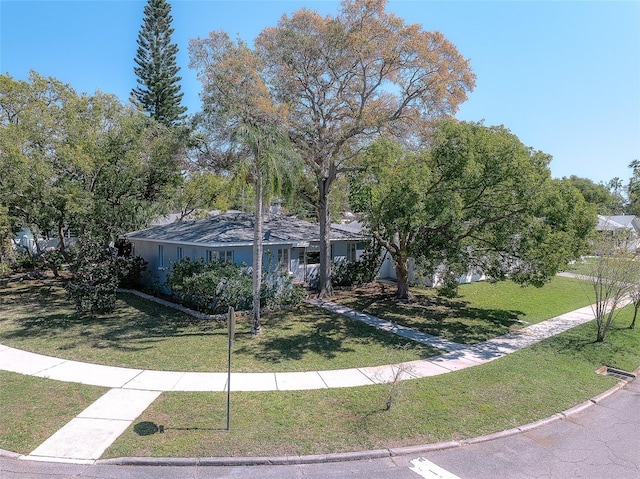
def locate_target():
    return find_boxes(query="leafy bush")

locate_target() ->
[115,255,148,289]
[180,262,253,313]
[41,250,65,277]
[261,269,306,308]
[166,258,305,314]
[14,253,39,271]
[331,241,383,288]
[65,235,148,314]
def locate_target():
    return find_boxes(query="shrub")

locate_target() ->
[165,257,306,314]
[65,235,148,314]
[331,241,384,288]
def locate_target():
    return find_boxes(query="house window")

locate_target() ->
[158,245,165,268]
[205,250,213,263]
[218,250,233,263]
[176,246,183,261]
[347,243,357,262]
[305,251,320,264]
[277,248,289,271]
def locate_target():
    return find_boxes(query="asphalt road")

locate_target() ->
[2,377,638,479]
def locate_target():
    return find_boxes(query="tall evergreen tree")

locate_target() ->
[132,0,186,126]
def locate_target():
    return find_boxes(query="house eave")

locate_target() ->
[124,236,364,248]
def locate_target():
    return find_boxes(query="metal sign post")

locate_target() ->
[226,306,235,431]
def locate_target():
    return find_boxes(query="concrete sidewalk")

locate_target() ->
[0,302,608,391]
[0,299,625,464]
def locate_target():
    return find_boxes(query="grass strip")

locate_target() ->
[0,371,106,454]
[104,311,638,458]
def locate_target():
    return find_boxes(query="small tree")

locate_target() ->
[586,229,640,342]
[66,235,146,314]
[628,287,640,330]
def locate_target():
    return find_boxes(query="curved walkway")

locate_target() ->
[0,301,607,392]
[0,297,629,465]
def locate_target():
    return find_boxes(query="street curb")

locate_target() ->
[93,378,634,467]
[5,371,637,467]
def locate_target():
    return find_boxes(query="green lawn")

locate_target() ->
[0,276,637,458]
[104,311,638,458]
[0,371,106,454]
[564,257,599,276]
[332,276,595,344]
[0,280,438,372]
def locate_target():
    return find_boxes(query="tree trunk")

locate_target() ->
[252,175,263,335]
[317,176,333,298]
[394,258,415,301]
[631,305,638,329]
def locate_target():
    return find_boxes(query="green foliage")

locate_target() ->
[41,250,65,277]
[116,256,148,289]
[627,159,640,216]
[65,237,120,314]
[13,253,39,271]
[65,235,148,314]
[351,122,597,299]
[261,268,307,308]
[331,241,384,288]
[132,0,186,125]
[165,258,304,315]
[566,175,624,215]
[173,172,230,220]
[0,72,183,251]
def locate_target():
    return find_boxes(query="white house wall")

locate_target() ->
[377,251,485,286]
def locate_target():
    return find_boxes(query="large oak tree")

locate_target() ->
[192,0,475,297]
[351,121,596,299]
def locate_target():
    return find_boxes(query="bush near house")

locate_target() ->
[165,257,305,314]
[65,236,148,315]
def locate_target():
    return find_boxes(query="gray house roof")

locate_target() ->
[597,215,640,232]
[126,212,364,248]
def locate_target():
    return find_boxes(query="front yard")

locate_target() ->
[1,275,638,457]
[331,276,595,344]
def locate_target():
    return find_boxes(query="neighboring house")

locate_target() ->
[597,215,640,251]
[126,211,367,288]
[377,254,485,287]
[13,227,76,256]
[332,221,485,287]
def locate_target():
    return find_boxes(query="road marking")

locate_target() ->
[409,457,461,479]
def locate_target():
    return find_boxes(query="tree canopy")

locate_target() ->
[0,72,182,253]
[351,121,596,299]
[565,175,624,215]
[132,0,187,126]
[188,0,475,297]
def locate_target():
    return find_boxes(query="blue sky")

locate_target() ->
[1,0,639,185]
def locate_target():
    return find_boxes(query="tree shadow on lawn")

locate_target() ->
[334,286,525,345]
[0,286,224,353]
[233,304,439,364]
